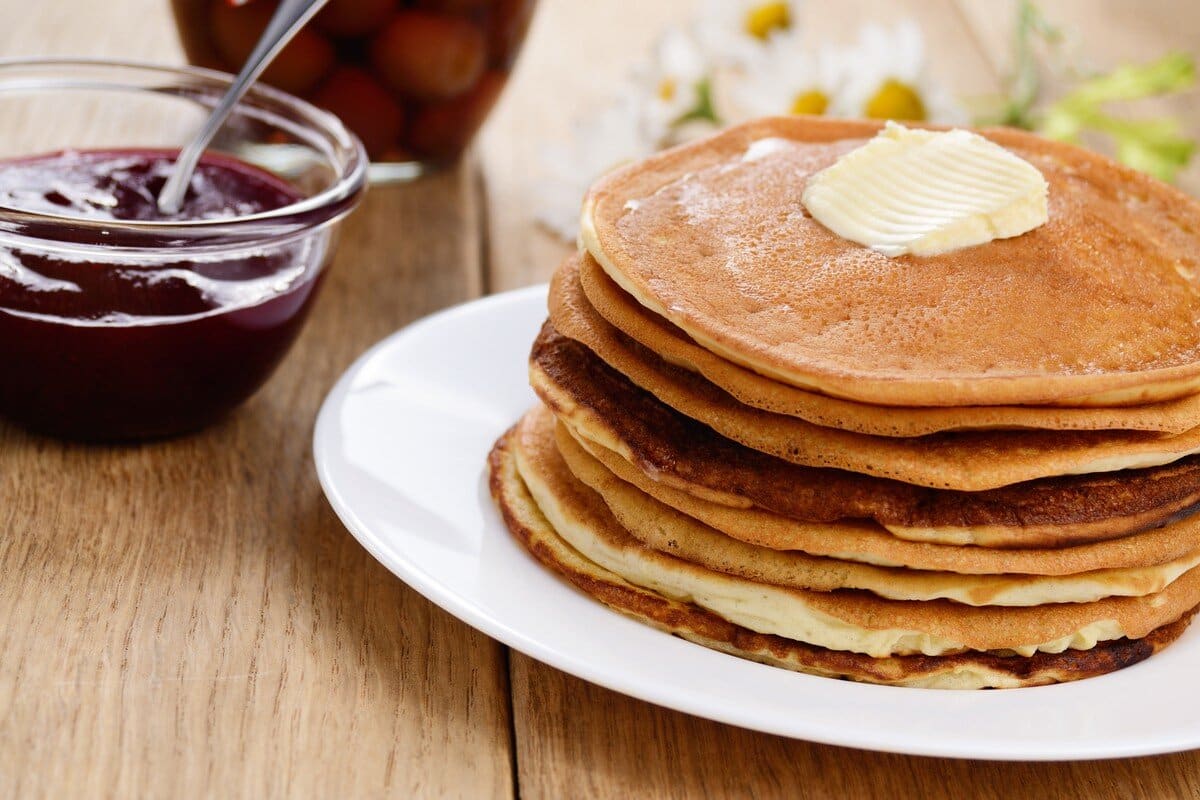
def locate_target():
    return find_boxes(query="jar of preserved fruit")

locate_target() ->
[172,0,535,179]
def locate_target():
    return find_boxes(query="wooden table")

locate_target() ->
[3,1,1198,797]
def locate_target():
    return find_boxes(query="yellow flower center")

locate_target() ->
[790,90,829,115]
[658,77,677,102]
[744,2,791,40]
[865,79,927,121]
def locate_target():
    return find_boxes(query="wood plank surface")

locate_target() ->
[0,3,513,797]
[510,658,1199,800]
[481,1,1200,798]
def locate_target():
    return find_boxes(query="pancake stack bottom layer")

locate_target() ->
[488,117,1200,689]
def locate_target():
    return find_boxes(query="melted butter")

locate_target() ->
[801,122,1049,257]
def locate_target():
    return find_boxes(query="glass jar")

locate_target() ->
[172,0,536,180]
[0,59,367,441]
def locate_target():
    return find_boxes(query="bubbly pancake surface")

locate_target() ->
[488,427,1195,688]
[576,253,1200,436]
[582,117,1200,407]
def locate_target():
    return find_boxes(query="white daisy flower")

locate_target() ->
[726,35,847,121]
[635,26,714,142]
[695,0,803,65]
[834,21,968,124]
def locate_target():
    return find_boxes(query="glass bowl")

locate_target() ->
[171,0,537,181]
[0,59,368,441]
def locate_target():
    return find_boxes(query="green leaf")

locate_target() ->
[673,76,721,127]
[1100,116,1195,182]
[1064,52,1194,106]
[1037,52,1197,182]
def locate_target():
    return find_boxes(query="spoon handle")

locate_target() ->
[158,0,331,214]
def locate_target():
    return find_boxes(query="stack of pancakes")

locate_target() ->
[489,117,1200,688]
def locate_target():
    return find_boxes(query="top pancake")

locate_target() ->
[582,117,1200,408]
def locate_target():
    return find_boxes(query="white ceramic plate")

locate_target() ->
[314,286,1200,761]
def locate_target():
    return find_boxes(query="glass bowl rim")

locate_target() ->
[0,57,369,244]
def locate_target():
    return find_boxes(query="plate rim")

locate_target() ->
[314,284,1200,762]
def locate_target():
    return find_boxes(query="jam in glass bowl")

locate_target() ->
[172,0,537,180]
[0,59,367,441]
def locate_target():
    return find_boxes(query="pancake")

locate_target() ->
[540,307,1200,506]
[581,117,1200,408]
[535,312,1200,539]
[560,422,1200,576]
[502,407,1200,658]
[576,253,1200,436]
[490,428,1195,687]
[521,410,1200,607]
[490,427,1195,688]
[541,298,1200,490]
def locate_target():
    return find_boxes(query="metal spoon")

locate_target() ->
[157,0,331,215]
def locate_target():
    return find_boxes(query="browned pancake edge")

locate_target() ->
[488,426,1196,688]
[531,319,1200,549]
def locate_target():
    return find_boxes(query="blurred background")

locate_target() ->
[5,0,1197,287]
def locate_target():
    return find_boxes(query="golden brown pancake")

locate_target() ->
[491,428,1196,687]
[512,406,1200,657]
[533,311,1200,547]
[495,409,1200,659]
[540,293,1200,490]
[582,117,1200,407]
[534,316,1200,546]
[576,253,1200,436]
[547,273,1200,490]
[509,408,1200,607]
[489,427,1195,688]
[558,422,1200,576]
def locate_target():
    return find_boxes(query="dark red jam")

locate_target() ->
[0,149,327,440]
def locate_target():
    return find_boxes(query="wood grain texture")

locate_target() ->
[0,173,514,799]
[0,2,513,797]
[484,1,1200,798]
[511,659,1200,800]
